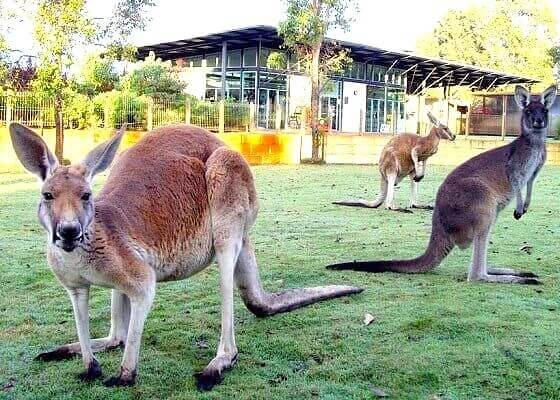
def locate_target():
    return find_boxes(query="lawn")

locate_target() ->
[1,164,559,400]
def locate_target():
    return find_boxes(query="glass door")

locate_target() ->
[320,96,340,130]
[365,99,385,132]
[258,88,287,129]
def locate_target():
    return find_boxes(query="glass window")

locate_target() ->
[205,88,219,101]
[259,48,271,67]
[367,86,385,100]
[242,71,256,89]
[206,53,221,68]
[206,72,222,89]
[188,56,202,68]
[226,72,241,89]
[366,64,373,81]
[227,50,241,68]
[353,62,365,80]
[243,89,256,103]
[258,72,287,90]
[242,71,256,103]
[243,48,257,67]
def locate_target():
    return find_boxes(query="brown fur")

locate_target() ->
[10,123,362,390]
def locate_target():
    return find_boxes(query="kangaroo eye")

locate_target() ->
[42,192,54,201]
[81,193,92,201]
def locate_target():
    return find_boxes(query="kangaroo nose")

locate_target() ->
[57,222,82,241]
[534,118,544,128]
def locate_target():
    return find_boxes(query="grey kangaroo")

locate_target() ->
[327,84,557,284]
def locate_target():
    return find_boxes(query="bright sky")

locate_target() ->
[5,0,560,59]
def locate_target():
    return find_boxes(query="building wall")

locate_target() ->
[3,128,560,172]
[178,68,207,100]
[288,75,311,116]
[341,82,367,132]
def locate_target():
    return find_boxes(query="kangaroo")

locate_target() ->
[10,123,362,390]
[326,85,557,284]
[333,112,455,212]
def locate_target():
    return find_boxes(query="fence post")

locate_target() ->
[465,109,470,136]
[501,95,507,140]
[185,96,191,125]
[249,102,255,131]
[218,100,225,133]
[104,99,110,128]
[147,98,154,131]
[6,94,12,126]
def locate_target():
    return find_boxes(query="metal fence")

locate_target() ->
[0,92,254,133]
[468,94,560,138]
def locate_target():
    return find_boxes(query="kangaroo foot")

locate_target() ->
[487,267,538,278]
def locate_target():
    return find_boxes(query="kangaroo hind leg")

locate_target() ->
[36,289,130,362]
[468,228,540,284]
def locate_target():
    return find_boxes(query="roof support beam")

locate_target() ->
[418,69,454,95]
[412,66,440,95]
[485,76,499,91]
[221,41,228,99]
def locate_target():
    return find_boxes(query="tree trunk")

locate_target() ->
[54,94,64,162]
[310,41,322,162]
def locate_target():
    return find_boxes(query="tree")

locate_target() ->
[77,53,118,96]
[279,0,356,162]
[120,52,185,101]
[5,57,37,91]
[417,0,558,87]
[33,0,155,161]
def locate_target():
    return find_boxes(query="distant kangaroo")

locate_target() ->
[327,85,557,284]
[333,112,455,212]
[10,123,362,390]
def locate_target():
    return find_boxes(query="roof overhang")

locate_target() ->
[137,25,539,94]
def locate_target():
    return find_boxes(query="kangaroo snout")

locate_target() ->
[56,221,83,250]
[532,118,545,129]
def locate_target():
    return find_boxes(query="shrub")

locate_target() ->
[93,90,149,129]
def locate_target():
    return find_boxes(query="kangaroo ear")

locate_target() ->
[82,124,126,180]
[427,111,440,126]
[541,84,557,110]
[514,85,530,109]
[10,123,58,181]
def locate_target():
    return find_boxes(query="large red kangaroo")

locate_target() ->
[327,85,557,285]
[10,123,362,390]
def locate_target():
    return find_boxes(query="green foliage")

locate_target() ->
[279,0,357,47]
[417,0,558,85]
[33,0,96,97]
[267,51,288,70]
[92,90,149,129]
[76,54,119,97]
[63,89,94,129]
[278,0,355,79]
[120,52,185,101]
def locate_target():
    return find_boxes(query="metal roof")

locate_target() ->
[137,25,539,94]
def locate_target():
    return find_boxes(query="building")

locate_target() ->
[469,92,560,138]
[137,25,538,135]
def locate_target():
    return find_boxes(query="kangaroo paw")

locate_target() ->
[77,359,102,382]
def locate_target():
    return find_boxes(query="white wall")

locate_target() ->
[341,81,367,132]
[178,68,207,100]
[288,75,311,116]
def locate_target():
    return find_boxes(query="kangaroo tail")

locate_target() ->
[326,219,454,273]
[333,178,387,208]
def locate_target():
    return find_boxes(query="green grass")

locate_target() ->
[1,165,560,400]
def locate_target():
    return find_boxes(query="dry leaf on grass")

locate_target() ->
[363,313,376,325]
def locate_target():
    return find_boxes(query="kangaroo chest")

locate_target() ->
[506,144,545,193]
